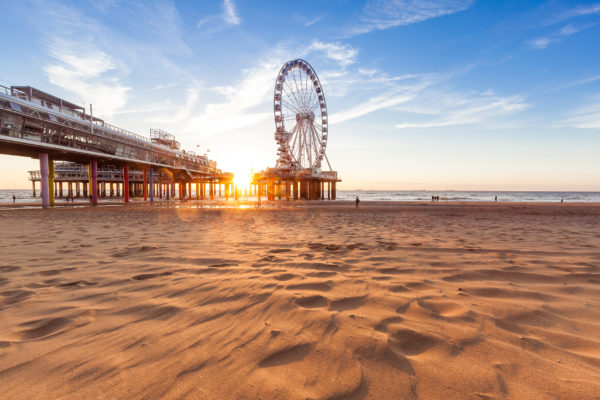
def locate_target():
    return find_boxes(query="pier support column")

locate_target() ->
[196,183,199,200]
[210,181,214,200]
[332,182,336,200]
[40,154,49,208]
[48,160,55,206]
[91,161,98,205]
[257,183,262,204]
[149,169,154,202]
[32,181,36,197]
[87,164,93,202]
[123,165,130,203]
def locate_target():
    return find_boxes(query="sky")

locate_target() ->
[0,0,599,191]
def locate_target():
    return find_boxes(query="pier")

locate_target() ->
[0,85,233,207]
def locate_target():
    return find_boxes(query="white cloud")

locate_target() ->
[223,0,241,25]
[306,41,358,68]
[44,39,130,118]
[349,0,475,35]
[531,37,553,49]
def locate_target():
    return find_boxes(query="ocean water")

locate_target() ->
[336,190,600,202]
[2,188,599,204]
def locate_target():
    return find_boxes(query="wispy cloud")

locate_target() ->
[293,13,325,27]
[198,0,241,29]
[544,74,600,93]
[556,3,600,21]
[563,99,600,128]
[530,22,597,49]
[306,41,358,68]
[347,0,475,36]
[395,92,529,129]
[528,2,600,49]
[331,93,414,123]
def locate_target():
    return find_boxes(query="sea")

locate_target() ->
[1,189,600,204]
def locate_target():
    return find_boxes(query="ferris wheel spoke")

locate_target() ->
[289,123,300,157]
[291,71,304,109]
[284,79,303,113]
[281,99,301,115]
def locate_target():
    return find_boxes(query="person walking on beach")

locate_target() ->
[355,196,360,208]
[12,194,16,203]
[495,195,497,202]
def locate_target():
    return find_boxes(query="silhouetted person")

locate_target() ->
[432,195,434,203]
[12,194,16,203]
[355,196,360,208]
[495,195,497,202]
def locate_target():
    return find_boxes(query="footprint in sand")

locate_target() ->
[273,273,297,281]
[1,289,34,305]
[388,329,438,356]
[329,295,368,312]
[295,295,329,308]
[58,280,97,288]
[258,343,313,368]
[286,281,332,292]
[132,271,173,280]
[16,317,74,340]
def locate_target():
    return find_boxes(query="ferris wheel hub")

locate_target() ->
[295,112,315,122]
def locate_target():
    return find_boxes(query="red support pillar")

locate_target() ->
[143,170,148,201]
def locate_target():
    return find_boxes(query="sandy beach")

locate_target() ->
[1,202,599,399]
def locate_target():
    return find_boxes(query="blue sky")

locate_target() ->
[0,0,599,190]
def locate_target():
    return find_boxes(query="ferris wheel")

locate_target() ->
[273,59,331,172]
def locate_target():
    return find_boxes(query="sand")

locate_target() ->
[0,201,599,399]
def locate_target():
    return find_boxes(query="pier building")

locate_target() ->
[0,85,233,207]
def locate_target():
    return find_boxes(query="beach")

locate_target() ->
[1,202,599,399]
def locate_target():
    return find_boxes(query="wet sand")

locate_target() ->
[1,202,599,399]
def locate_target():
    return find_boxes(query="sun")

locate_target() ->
[232,168,252,189]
